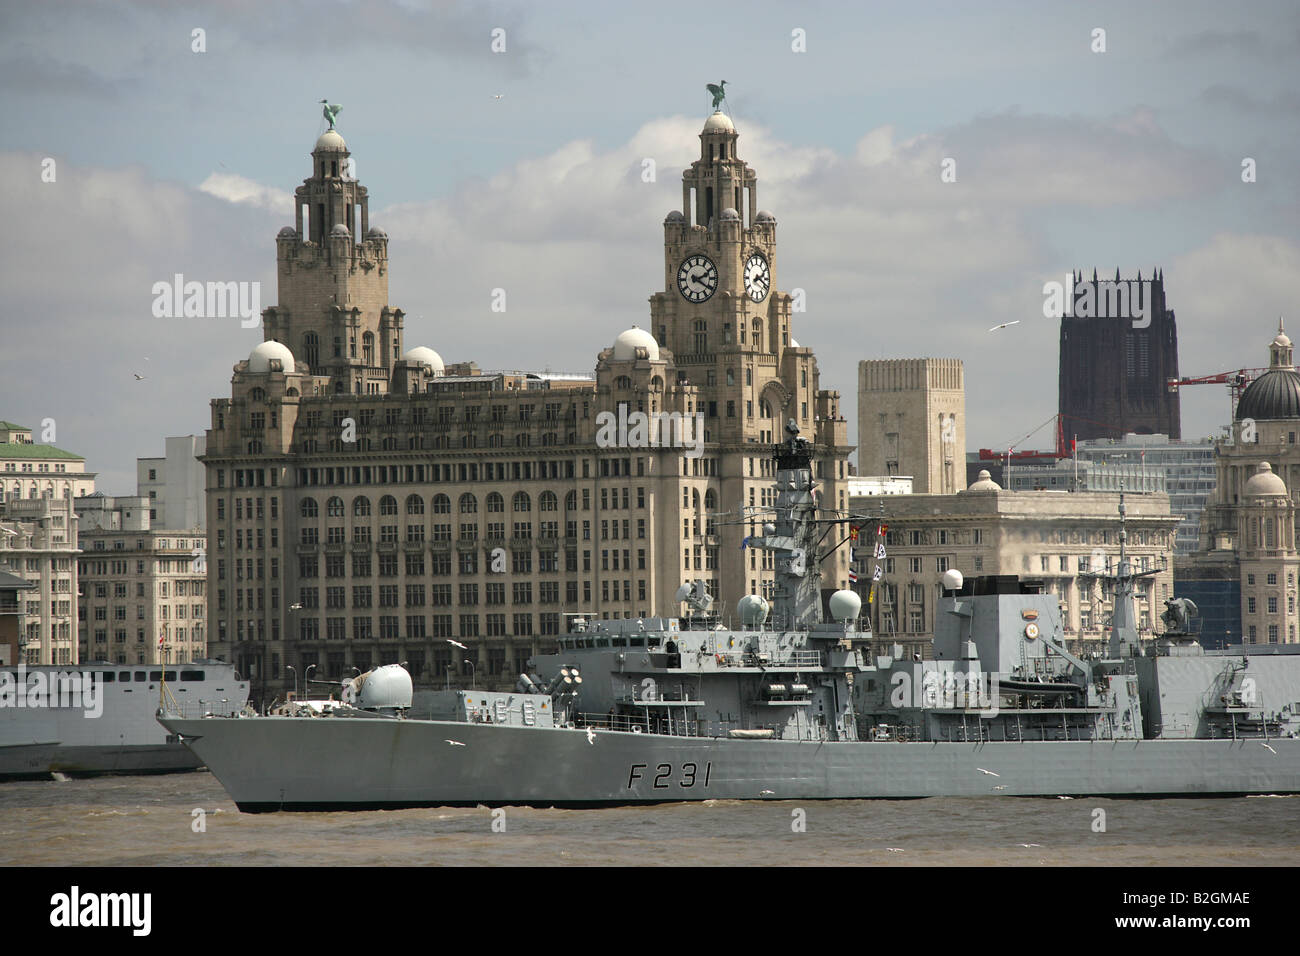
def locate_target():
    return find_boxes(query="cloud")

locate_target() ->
[198,172,293,214]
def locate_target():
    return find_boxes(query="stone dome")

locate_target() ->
[754,209,776,223]
[365,226,387,239]
[702,110,734,133]
[1244,462,1288,497]
[402,346,444,374]
[314,129,347,152]
[248,341,295,374]
[612,326,659,362]
[277,226,297,238]
[664,210,685,223]
[330,222,350,237]
[720,207,740,221]
[965,469,1002,493]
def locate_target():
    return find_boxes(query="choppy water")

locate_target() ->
[1,772,1297,866]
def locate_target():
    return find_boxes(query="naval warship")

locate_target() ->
[159,423,1300,811]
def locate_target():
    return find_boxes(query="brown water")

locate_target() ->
[2,772,1298,866]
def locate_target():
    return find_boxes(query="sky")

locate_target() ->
[2,0,1298,493]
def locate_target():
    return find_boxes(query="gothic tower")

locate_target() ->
[262,128,406,395]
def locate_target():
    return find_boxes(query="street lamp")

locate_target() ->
[463,659,475,689]
[286,664,297,700]
[304,663,317,700]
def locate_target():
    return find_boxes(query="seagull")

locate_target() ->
[988,320,1021,332]
[976,768,1000,777]
[759,789,775,796]
[1057,795,1074,800]
[886,847,904,852]
[444,739,466,747]
[992,785,1007,791]
[1016,843,1042,848]
[446,639,467,650]
[133,373,146,381]
[491,94,504,100]
[586,726,596,745]
[1261,742,1277,755]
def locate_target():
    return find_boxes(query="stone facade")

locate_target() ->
[857,359,964,494]
[203,111,851,704]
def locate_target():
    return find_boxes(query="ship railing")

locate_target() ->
[716,650,823,668]
[157,700,248,719]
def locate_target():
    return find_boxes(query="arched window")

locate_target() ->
[352,496,371,517]
[326,496,344,517]
[432,494,451,514]
[486,493,504,513]
[379,495,398,516]
[362,331,374,366]
[489,434,503,448]
[615,375,632,389]
[512,492,531,512]
[462,434,477,449]
[406,494,424,515]
[459,493,478,514]
[539,491,558,512]
[300,498,318,518]
[515,434,530,448]
[249,387,266,402]
[564,490,577,511]
[542,432,557,446]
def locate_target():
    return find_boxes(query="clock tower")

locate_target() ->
[648,106,852,605]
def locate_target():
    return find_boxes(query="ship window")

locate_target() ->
[180,670,206,682]
[120,672,131,681]
[148,671,178,682]
[630,637,646,647]
[134,672,147,681]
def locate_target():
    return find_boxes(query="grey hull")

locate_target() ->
[0,742,202,780]
[160,716,1300,811]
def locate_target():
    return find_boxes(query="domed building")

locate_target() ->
[1184,321,1300,646]
[204,105,851,705]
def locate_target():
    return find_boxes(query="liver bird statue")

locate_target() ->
[320,100,342,130]
[707,81,727,110]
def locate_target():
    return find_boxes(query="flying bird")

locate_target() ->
[133,373,146,381]
[1260,742,1277,755]
[586,727,596,745]
[975,768,1000,777]
[1016,843,1042,848]
[444,739,466,747]
[446,639,467,650]
[886,847,904,853]
[759,789,775,796]
[1057,795,1074,800]
[988,321,1021,332]
[491,94,504,100]
[992,785,1007,791]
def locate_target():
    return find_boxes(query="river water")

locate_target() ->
[2,773,1298,866]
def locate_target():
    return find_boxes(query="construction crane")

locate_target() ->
[1166,368,1266,420]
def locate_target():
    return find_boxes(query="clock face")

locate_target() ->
[677,254,718,303]
[744,252,771,302]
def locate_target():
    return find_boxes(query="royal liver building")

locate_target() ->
[203,98,850,702]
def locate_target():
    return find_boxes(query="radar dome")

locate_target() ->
[737,593,770,626]
[612,326,660,362]
[402,346,445,374]
[355,664,413,710]
[247,341,295,374]
[942,568,964,591]
[828,589,862,623]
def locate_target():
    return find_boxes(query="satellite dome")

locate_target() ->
[314,129,347,152]
[702,110,735,133]
[737,593,770,626]
[612,326,660,362]
[664,210,685,223]
[720,207,740,221]
[965,469,1002,493]
[355,664,413,710]
[330,222,350,237]
[247,341,295,374]
[754,210,776,222]
[277,226,297,238]
[365,226,387,239]
[828,589,862,623]
[1244,462,1288,498]
[402,346,445,374]
[941,568,964,591]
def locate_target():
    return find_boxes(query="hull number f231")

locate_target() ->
[627,762,713,790]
